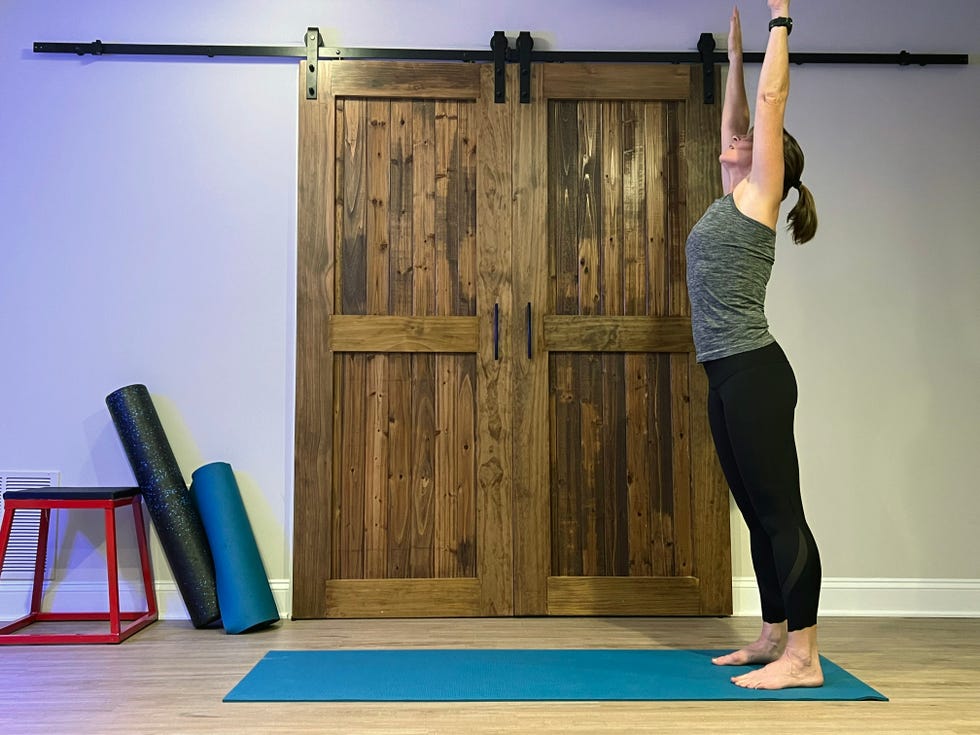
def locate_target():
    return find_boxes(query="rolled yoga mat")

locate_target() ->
[189,462,279,634]
[106,384,220,628]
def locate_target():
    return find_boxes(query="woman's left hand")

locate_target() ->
[728,6,743,60]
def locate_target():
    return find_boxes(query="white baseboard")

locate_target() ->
[5,578,979,621]
[150,579,292,621]
[733,576,980,618]
[0,578,292,622]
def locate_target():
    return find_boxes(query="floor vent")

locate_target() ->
[0,471,60,579]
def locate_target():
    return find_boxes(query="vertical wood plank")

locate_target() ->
[387,100,415,579]
[434,99,461,578]
[456,101,478,577]
[550,354,582,576]
[601,102,624,317]
[389,101,415,317]
[330,352,344,581]
[576,102,602,578]
[599,103,629,578]
[512,65,550,614]
[293,61,335,616]
[339,354,366,579]
[671,353,694,577]
[645,102,668,317]
[648,353,673,576]
[386,353,412,579]
[434,353,457,577]
[578,101,601,316]
[579,353,603,576]
[625,353,653,576]
[685,65,732,614]
[434,100,457,317]
[410,353,436,578]
[334,95,346,314]
[363,353,389,578]
[553,101,580,316]
[433,99,454,578]
[362,101,391,579]
[456,356,477,577]
[598,354,626,576]
[367,100,391,315]
[475,63,514,613]
[622,101,648,316]
[410,100,437,580]
[458,102,478,317]
[413,100,436,317]
[341,98,367,315]
[666,101,689,317]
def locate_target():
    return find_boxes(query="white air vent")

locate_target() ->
[0,471,60,579]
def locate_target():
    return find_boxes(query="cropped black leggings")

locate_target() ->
[703,341,821,631]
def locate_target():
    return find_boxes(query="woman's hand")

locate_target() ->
[768,0,790,16]
[728,6,743,60]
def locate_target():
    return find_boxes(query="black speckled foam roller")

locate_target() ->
[106,384,220,628]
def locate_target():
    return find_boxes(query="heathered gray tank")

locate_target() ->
[685,193,776,363]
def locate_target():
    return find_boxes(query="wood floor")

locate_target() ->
[1,616,978,734]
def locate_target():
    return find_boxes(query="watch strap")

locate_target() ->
[769,17,793,35]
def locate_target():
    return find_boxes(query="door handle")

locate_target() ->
[493,303,500,361]
[526,302,532,359]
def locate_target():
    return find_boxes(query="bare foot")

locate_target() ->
[730,625,824,690]
[712,620,787,666]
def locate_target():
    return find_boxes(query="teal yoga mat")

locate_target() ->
[190,462,279,634]
[224,649,887,702]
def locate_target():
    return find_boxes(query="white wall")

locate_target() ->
[1,0,978,619]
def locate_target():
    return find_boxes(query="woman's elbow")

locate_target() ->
[757,88,788,109]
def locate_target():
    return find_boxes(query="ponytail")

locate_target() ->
[787,182,817,244]
[781,129,818,244]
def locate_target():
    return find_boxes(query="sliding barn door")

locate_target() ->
[511,65,731,615]
[294,61,731,619]
[292,63,515,617]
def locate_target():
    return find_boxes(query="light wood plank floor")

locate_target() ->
[1,616,978,734]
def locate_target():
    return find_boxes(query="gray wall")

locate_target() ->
[1,0,978,618]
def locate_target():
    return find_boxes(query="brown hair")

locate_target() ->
[781,129,817,244]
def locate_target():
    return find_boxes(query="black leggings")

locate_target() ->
[703,341,821,631]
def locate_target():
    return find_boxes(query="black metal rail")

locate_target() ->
[32,39,969,66]
[33,31,970,105]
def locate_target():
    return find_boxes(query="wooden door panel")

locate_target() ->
[513,65,731,616]
[332,352,477,581]
[293,62,513,618]
[336,97,476,319]
[549,352,693,579]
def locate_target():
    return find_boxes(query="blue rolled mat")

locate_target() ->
[190,462,279,634]
[106,384,220,629]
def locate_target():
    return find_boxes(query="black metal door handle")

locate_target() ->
[493,303,500,360]
[526,302,532,359]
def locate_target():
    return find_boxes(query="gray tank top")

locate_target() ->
[685,193,776,363]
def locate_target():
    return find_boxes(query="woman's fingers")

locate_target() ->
[729,6,743,56]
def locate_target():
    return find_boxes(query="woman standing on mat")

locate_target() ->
[685,0,823,690]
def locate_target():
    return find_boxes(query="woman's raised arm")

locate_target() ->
[721,6,750,194]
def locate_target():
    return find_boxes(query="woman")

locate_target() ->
[685,0,823,690]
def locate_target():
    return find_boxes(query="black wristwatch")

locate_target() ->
[769,17,793,35]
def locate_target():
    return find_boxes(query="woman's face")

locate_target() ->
[720,128,754,166]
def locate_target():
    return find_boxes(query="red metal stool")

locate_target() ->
[0,486,157,644]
